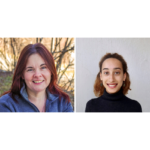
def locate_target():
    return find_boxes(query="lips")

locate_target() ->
[33,80,44,84]
[107,83,118,89]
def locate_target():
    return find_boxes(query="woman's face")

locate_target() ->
[100,58,126,94]
[23,53,51,94]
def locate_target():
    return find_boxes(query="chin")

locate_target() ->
[33,88,46,93]
[106,88,120,94]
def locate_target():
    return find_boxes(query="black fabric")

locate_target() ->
[85,88,142,112]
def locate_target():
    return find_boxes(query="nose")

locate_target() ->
[109,73,115,82]
[33,69,42,78]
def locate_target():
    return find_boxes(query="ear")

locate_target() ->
[123,72,126,81]
[22,75,24,80]
[100,72,103,81]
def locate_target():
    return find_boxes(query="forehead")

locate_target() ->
[26,53,45,66]
[102,58,122,69]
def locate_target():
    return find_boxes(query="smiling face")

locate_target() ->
[100,58,126,94]
[23,53,51,95]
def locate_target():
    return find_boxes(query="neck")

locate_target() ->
[103,88,124,101]
[27,89,47,102]
[27,88,47,103]
[27,89,47,112]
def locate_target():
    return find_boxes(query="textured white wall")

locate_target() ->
[76,38,150,112]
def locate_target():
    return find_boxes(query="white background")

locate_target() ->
[76,38,150,112]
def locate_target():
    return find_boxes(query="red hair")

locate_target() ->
[2,43,71,103]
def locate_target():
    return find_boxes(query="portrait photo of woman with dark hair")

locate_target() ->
[85,53,142,112]
[0,38,74,112]
[76,38,150,112]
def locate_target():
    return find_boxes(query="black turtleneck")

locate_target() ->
[85,88,142,112]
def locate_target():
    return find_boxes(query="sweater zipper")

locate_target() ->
[26,100,40,112]
[25,97,58,112]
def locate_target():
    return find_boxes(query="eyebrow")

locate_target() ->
[26,64,46,69]
[103,67,121,70]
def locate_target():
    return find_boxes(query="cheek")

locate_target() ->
[102,76,108,81]
[44,71,51,81]
[117,76,124,83]
[24,73,33,82]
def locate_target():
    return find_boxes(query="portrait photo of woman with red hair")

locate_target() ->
[0,43,73,112]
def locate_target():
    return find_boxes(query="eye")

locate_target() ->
[115,72,120,75]
[104,72,109,75]
[27,69,33,72]
[41,66,47,69]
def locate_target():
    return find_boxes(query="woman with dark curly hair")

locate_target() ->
[0,43,73,112]
[85,53,142,112]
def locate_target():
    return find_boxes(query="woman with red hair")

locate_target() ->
[85,53,142,112]
[0,43,73,112]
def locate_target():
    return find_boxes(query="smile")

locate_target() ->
[107,83,118,89]
[33,80,44,84]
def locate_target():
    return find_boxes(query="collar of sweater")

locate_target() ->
[102,88,124,101]
[20,83,59,102]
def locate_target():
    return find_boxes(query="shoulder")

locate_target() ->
[86,97,100,106]
[59,97,73,112]
[124,96,141,105]
[47,89,73,112]
[85,97,100,112]
[124,96,142,112]
[47,93,73,112]
[0,93,13,103]
[0,93,15,112]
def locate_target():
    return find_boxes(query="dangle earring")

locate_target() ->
[123,81,125,87]
[100,83,103,86]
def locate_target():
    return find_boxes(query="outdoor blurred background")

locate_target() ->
[0,38,74,108]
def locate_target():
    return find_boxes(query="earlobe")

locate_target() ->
[123,73,126,81]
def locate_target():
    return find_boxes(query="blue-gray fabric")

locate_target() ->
[0,84,73,112]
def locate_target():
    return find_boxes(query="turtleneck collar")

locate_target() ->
[102,88,124,101]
